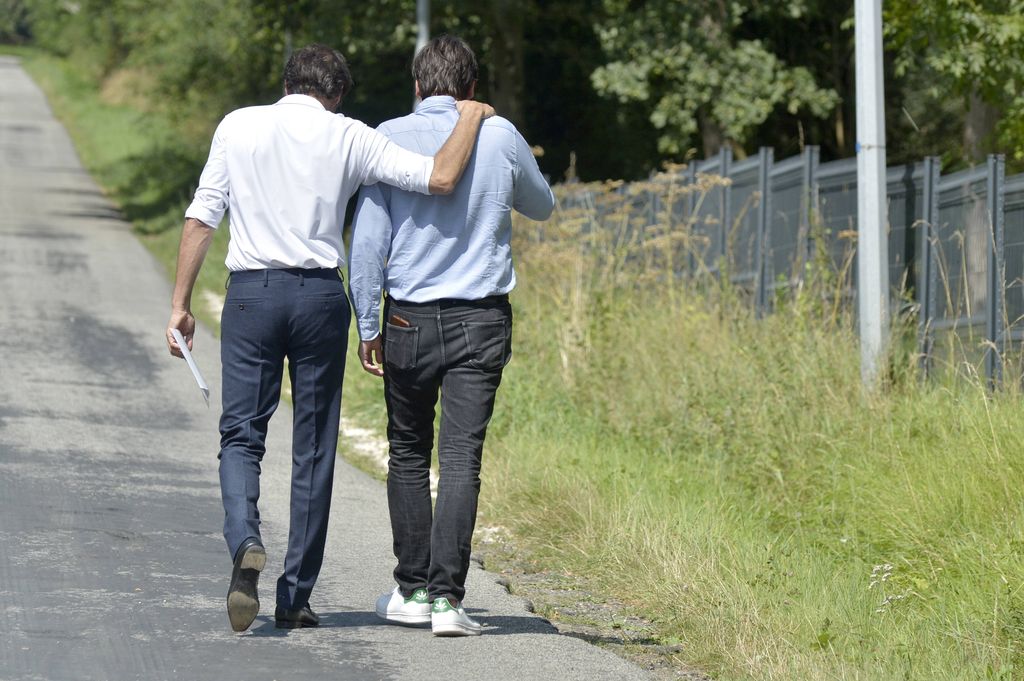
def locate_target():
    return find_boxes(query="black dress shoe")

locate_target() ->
[226,538,266,632]
[275,604,320,629]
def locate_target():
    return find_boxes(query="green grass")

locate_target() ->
[474,181,1024,679]
[19,46,1024,680]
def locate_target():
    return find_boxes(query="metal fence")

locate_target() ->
[560,148,1021,385]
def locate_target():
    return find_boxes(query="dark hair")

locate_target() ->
[284,44,353,102]
[412,34,478,100]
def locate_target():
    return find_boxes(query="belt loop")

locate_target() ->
[263,270,269,287]
[299,272,305,286]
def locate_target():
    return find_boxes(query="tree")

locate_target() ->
[886,0,1024,163]
[0,0,30,43]
[590,0,839,158]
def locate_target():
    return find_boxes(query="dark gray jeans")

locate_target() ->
[382,295,512,603]
[219,267,349,610]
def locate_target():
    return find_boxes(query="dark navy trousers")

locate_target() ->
[218,267,349,610]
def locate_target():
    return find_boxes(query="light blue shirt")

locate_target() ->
[349,96,555,341]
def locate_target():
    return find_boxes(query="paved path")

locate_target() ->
[0,56,650,681]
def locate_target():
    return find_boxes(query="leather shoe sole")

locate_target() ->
[227,540,266,632]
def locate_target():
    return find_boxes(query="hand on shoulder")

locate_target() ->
[456,100,496,120]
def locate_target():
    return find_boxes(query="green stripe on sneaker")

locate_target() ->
[405,588,428,605]
[432,598,455,613]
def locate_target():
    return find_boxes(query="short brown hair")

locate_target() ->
[412,34,478,100]
[284,44,353,101]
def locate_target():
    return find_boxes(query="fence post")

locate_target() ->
[985,153,1006,389]
[686,162,698,276]
[647,169,660,233]
[800,146,821,277]
[719,146,733,272]
[917,156,940,378]
[756,147,774,316]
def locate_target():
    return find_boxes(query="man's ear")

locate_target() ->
[415,80,422,100]
[467,81,477,100]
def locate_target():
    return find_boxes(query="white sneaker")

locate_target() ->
[375,586,431,625]
[431,597,482,636]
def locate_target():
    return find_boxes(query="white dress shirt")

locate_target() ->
[185,94,435,271]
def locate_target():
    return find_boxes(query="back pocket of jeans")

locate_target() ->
[385,323,419,371]
[461,320,509,372]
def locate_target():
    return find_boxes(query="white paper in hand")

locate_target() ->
[171,328,210,407]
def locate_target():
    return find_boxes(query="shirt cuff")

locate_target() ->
[184,203,224,229]
[413,158,434,195]
[358,320,382,342]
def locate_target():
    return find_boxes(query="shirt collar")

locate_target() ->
[415,95,457,112]
[275,94,327,110]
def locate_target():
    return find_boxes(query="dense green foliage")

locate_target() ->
[7,1,1024,181]
[10,0,660,180]
[887,0,1024,161]
[592,0,840,156]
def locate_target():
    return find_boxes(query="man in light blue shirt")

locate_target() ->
[349,34,554,636]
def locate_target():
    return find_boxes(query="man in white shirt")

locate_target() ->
[165,44,493,633]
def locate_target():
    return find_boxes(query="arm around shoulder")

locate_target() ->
[427,100,496,194]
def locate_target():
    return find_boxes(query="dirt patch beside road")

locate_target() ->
[474,529,710,681]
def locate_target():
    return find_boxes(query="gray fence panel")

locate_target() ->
[672,165,695,277]
[691,150,731,275]
[725,156,761,287]
[885,163,926,300]
[1003,173,1024,342]
[551,149,1024,385]
[815,158,859,283]
[933,166,989,344]
[766,154,806,292]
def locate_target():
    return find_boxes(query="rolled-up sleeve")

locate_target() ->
[356,124,433,196]
[185,119,230,228]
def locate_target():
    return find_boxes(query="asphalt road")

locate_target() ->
[0,56,651,681]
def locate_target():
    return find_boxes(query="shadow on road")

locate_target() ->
[248,610,382,635]
[243,611,561,637]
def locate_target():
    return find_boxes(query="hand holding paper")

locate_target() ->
[171,328,210,406]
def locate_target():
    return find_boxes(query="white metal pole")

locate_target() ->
[413,0,430,109]
[855,0,889,386]
[415,0,430,54]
